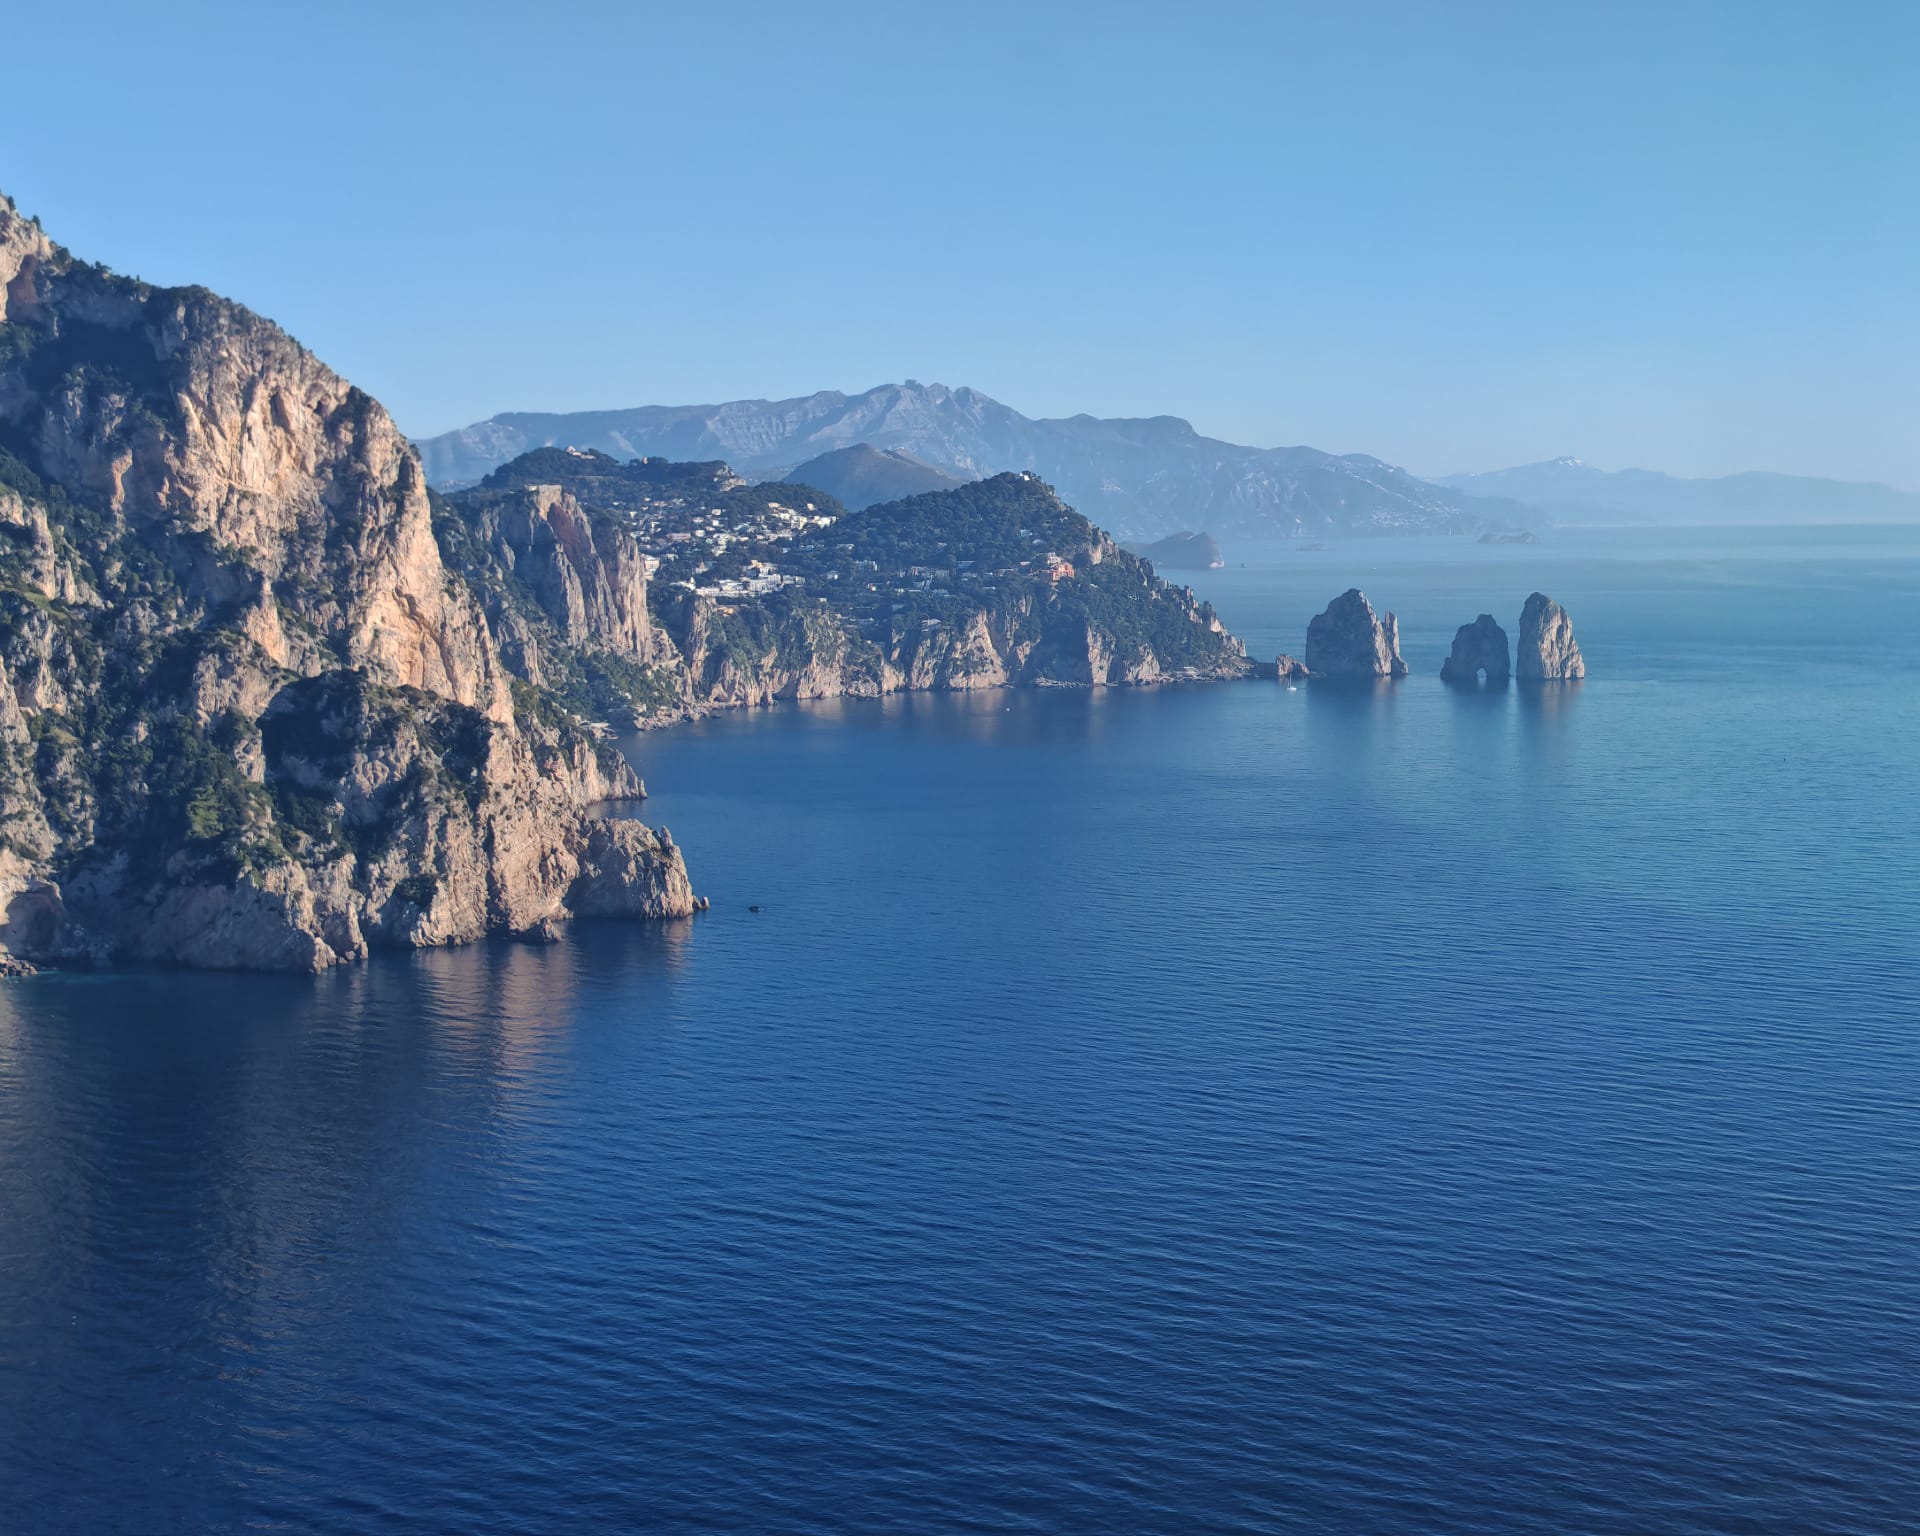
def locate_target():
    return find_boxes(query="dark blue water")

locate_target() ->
[3,527,1918,1534]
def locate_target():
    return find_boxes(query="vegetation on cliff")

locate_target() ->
[0,190,693,972]
[432,455,1250,720]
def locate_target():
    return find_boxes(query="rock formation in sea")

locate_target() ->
[1275,654,1311,682]
[1516,592,1586,680]
[1440,614,1511,687]
[0,189,694,972]
[1304,589,1408,679]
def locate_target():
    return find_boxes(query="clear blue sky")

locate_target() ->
[5,0,1915,485]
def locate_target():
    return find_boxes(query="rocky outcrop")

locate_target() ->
[1440,614,1511,687]
[446,482,660,667]
[1517,592,1585,680]
[0,189,694,972]
[1304,589,1408,679]
[1275,654,1311,682]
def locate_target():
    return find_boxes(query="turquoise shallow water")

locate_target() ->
[1,526,1917,1534]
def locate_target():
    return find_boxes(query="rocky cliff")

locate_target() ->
[1440,614,1512,687]
[1304,589,1408,679]
[1517,592,1585,680]
[435,461,1253,722]
[0,190,694,972]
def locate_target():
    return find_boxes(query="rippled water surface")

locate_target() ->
[2,526,1918,1534]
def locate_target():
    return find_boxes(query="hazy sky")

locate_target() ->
[5,0,1916,485]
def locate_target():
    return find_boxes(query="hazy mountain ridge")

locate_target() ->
[416,383,1529,540]
[1442,457,1920,526]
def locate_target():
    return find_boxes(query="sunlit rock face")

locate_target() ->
[1517,593,1585,681]
[0,189,693,972]
[1305,589,1408,679]
[1441,614,1512,687]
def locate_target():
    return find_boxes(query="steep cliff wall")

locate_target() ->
[1304,589,1408,679]
[0,191,693,972]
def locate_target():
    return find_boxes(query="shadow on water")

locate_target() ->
[628,685,1144,768]
[1512,679,1582,785]
[0,925,710,1530]
[1441,670,1511,694]
[1515,678,1582,720]
[1299,677,1400,779]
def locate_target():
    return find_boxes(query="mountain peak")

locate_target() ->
[784,442,964,511]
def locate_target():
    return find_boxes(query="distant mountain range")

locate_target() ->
[783,444,962,510]
[1440,457,1920,526]
[414,382,1528,540]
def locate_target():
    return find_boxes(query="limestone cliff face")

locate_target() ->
[432,464,1250,725]
[458,483,656,661]
[1440,614,1512,687]
[1304,589,1408,679]
[0,190,693,972]
[644,551,1243,716]
[3,212,506,721]
[1517,592,1585,680]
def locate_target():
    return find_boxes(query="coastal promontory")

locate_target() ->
[1305,589,1408,679]
[438,455,1253,715]
[0,190,694,972]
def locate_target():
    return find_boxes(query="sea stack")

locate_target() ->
[1440,614,1511,687]
[1517,592,1585,680]
[1304,589,1408,680]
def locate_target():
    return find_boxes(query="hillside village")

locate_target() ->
[471,448,1115,623]
[435,449,1247,723]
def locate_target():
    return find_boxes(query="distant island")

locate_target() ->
[1442,456,1920,527]
[1123,531,1224,570]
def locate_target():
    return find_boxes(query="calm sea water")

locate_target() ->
[2,526,1918,1534]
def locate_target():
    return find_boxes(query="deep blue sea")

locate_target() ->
[3,526,1918,1534]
